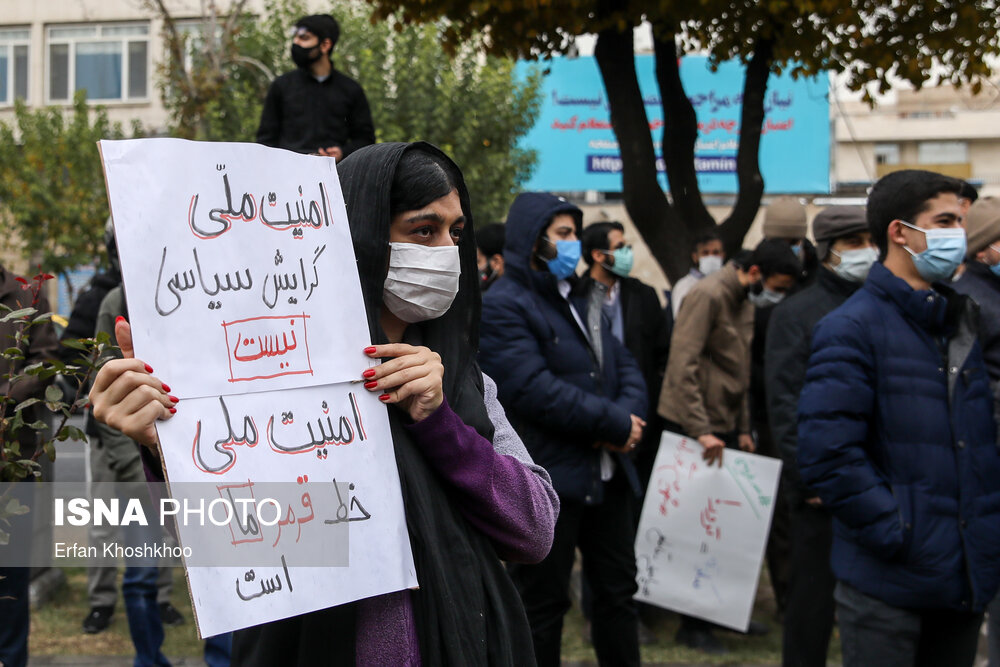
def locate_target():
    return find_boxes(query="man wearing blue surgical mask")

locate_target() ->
[798,170,1000,666]
[480,193,648,667]
[764,205,874,667]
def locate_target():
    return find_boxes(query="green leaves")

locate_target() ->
[335,6,542,222]
[0,92,130,291]
[152,0,542,223]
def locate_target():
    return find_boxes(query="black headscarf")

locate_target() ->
[233,142,535,666]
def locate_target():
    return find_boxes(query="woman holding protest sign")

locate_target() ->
[90,141,557,666]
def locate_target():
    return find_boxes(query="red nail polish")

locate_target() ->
[161,383,171,393]
[168,395,179,403]
[168,407,177,414]
[362,369,376,379]
[363,346,377,355]
[364,381,378,390]
[378,394,390,402]
[144,363,154,373]
[115,316,125,325]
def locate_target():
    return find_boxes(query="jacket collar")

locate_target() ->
[718,262,747,305]
[965,260,1000,285]
[817,265,863,299]
[864,261,951,333]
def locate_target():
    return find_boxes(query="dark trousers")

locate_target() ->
[509,471,639,667]
[835,581,982,667]
[782,503,835,667]
[0,483,33,667]
[754,419,790,612]
[0,566,30,667]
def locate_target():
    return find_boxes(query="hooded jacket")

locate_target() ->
[480,193,647,505]
[798,262,1000,612]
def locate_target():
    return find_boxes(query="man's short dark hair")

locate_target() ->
[960,180,979,204]
[867,169,964,258]
[581,221,625,267]
[476,223,506,258]
[296,14,340,50]
[691,231,721,254]
[748,239,801,278]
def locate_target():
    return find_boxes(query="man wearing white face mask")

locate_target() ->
[764,205,874,667]
[798,170,1000,666]
[954,197,1000,385]
[659,239,799,653]
[952,197,1000,667]
[670,232,726,318]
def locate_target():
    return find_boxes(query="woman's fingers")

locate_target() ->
[378,375,438,405]
[364,343,422,359]
[368,363,439,394]
[90,357,176,448]
[110,398,173,447]
[92,363,172,412]
[114,317,134,359]
[363,350,438,382]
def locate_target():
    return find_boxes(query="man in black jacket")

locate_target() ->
[764,206,876,667]
[954,196,1000,383]
[952,196,1000,666]
[579,222,670,491]
[256,14,375,159]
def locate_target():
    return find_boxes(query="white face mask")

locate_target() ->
[831,247,878,283]
[698,255,723,276]
[748,286,785,308]
[383,242,462,323]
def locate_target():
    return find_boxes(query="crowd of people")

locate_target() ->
[0,11,999,667]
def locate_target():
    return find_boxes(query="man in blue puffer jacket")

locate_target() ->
[480,192,648,667]
[798,169,1000,666]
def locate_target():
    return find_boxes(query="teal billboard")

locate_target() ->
[519,55,830,193]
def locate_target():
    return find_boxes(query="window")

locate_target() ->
[47,23,149,103]
[918,141,967,165]
[874,143,899,166]
[0,28,30,105]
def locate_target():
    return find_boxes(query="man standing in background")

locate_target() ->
[257,14,375,159]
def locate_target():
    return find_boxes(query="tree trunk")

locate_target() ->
[718,37,775,257]
[595,27,690,284]
[652,32,715,238]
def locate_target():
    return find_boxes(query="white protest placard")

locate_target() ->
[100,138,372,399]
[100,139,417,638]
[634,431,781,631]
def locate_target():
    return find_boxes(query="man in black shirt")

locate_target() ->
[257,14,375,159]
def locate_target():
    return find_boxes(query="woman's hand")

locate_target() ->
[362,344,443,422]
[89,318,177,449]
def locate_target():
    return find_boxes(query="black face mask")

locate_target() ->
[479,266,498,291]
[291,43,322,69]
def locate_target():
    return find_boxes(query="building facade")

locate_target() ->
[0,0,272,132]
[833,84,1000,196]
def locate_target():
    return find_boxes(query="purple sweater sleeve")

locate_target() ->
[404,394,557,563]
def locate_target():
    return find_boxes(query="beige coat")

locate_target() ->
[659,263,753,437]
